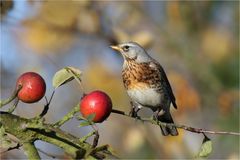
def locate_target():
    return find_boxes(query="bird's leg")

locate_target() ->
[129,101,137,117]
[152,110,159,121]
[129,101,135,116]
[152,108,165,121]
[133,106,141,119]
[129,101,141,118]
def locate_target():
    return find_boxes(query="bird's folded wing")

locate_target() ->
[155,61,178,109]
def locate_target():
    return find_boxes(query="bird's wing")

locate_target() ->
[153,61,178,109]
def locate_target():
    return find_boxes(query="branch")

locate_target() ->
[53,103,79,127]
[0,143,21,154]
[111,109,240,136]
[0,112,109,159]
[22,142,40,160]
[0,86,22,107]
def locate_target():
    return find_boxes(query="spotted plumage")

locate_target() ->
[111,42,178,136]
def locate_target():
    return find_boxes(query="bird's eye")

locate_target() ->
[122,45,129,52]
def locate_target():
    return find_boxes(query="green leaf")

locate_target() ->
[196,135,212,158]
[52,67,82,88]
[79,121,91,127]
[86,113,96,122]
[65,67,82,85]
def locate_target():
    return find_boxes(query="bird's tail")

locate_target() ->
[157,111,178,136]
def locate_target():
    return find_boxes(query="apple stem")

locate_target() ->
[7,98,19,113]
[0,85,22,108]
[80,131,96,142]
[53,103,80,127]
[111,109,126,115]
[48,89,55,104]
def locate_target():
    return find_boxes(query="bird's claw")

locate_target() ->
[152,114,158,121]
[129,101,141,119]
[129,108,139,118]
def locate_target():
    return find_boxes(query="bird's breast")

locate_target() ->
[122,61,165,107]
[122,61,162,90]
[127,87,162,107]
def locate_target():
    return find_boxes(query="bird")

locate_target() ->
[110,42,178,136]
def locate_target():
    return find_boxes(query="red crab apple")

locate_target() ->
[80,91,112,123]
[16,72,46,103]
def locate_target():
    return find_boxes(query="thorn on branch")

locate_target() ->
[92,131,99,148]
[0,143,21,154]
[38,90,55,118]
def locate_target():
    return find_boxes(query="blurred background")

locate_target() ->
[1,0,239,159]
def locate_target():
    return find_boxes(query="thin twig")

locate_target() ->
[80,131,96,142]
[0,85,22,108]
[38,90,55,118]
[76,114,100,148]
[92,131,99,148]
[7,99,19,113]
[53,103,79,127]
[111,109,126,115]
[77,115,100,148]
[111,109,240,136]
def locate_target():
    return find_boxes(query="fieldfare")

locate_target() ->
[111,42,178,136]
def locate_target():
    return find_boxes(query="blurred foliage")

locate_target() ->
[19,20,73,53]
[168,71,200,114]
[0,0,13,18]
[1,1,239,159]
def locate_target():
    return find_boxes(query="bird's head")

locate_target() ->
[110,42,152,63]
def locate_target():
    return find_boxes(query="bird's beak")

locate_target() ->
[110,45,122,52]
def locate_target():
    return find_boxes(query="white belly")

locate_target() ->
[127,88,163,108]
